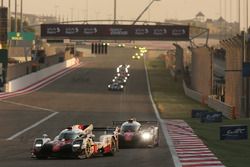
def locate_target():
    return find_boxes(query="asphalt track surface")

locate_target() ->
[0,47,175,167]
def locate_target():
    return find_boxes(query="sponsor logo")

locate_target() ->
[172,29,186,36]
[205,113,221,121]
[47,27,61,34]
[110,28,128,35]
[65,27,79,34]
[84,28,97,35]
[225,128,246,137]
[135,28,149,35]
[153,29,167,35]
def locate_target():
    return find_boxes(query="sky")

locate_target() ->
[2,0,247,26]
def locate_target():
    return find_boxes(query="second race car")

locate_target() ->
[113,118,159,148]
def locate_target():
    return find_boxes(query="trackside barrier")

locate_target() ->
[6,58,78,92]
[183,80,203,103]
[207,95,235,119]
[183,80,236,119]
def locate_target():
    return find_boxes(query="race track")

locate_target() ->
[0,47,175,167]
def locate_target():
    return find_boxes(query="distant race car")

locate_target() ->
[114,75,128,81]
[108,82,124,91]
[31,124,118,159]
[113,118,159,148]
[132,53,141,60]
[116,64,130,77]
[112,77,127,85]
[117,65,130,73]
[117,43,125,47]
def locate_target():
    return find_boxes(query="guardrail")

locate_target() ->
[183,80,235,119]
[6,57,78,92]
[207,95,235,119]
[183,81,203,103]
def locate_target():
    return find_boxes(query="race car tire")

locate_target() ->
[84,140,92,158]
[103,138,116,156]
[154,130,160,147]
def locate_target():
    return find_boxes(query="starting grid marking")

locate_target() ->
[165,120,225,167]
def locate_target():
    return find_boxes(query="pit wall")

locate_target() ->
[165,44,234,119]
[220,39,242,118]
[7,53,68,82]
[190,47,212,97]
[6,57,77,92]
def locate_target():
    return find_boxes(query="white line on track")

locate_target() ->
[3,61,84,140]
[1,100,57,112]
[2,100,59,141]
[143,56,182,167]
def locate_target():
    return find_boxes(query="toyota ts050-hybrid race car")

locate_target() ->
[108,82,124,91]
[113,118,159,148]
[31,124,118,159]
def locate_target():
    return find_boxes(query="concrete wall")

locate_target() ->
[221,41,242,117]
[191,47,212,97]
[7,51,73,81]
[6,57,77,92]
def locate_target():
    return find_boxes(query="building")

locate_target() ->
[164,12,239,39]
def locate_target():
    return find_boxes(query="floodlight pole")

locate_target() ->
[14,0,17,32]
[239,0,240,32]
[20,0,23,32]
[8,0,10,32]
[132,0,160,25]
[114,0,117,24]
[247,0,248,31]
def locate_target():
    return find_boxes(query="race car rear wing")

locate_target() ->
[93,127,119,134]
[93,127,117,131]
[113,121,159,126]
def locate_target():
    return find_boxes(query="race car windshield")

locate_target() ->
[58,131,78,140]
[121,124,139,132]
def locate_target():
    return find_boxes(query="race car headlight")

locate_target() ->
[108,85,111,88]
[142,132,152,140]
[120,85,124,88]
[112,79,115,82]
[73,144,81,148]
[123,80,126,82]
[35,143,42,147]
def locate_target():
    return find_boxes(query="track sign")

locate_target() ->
[8,32,34,41]
[41,24,190,41]
[191,109,208,118]
[220,125,248,140]
[200,112,223,123]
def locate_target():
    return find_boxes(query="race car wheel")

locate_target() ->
[154,130,160,147]
[104,138,116,156]
[84,140,92,158]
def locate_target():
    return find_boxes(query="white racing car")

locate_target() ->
[113,118,159,148]
[31,124,118,159]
